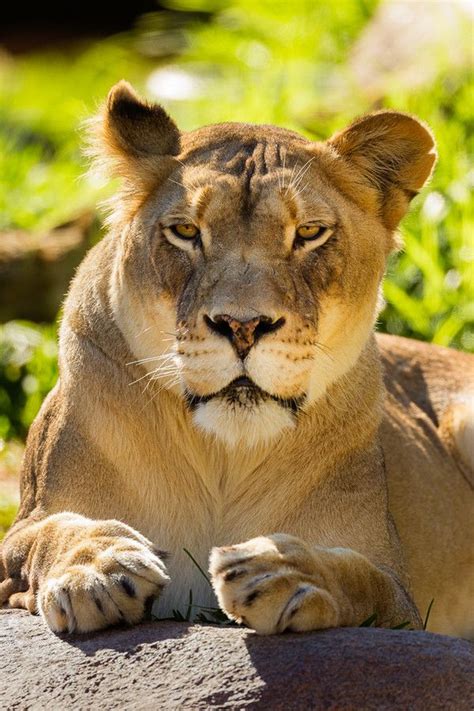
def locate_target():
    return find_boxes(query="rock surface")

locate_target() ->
[350,0,472,99]
[0,213,96,322]
[1,610,473,710]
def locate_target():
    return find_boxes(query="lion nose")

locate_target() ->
[204,313,285,359]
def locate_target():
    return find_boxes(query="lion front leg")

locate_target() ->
[209,534,421,634]
[1,513,169,633]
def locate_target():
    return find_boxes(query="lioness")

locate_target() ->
[1,82,473,638]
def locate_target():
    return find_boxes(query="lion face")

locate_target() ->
[99,82,436,446]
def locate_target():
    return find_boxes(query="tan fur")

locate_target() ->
[1,83,472,638]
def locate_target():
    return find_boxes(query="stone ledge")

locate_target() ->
[1,610,473,710]
[0,213,96,322]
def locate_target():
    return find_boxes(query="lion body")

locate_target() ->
[380,337,474,636]
[1,83,473,637]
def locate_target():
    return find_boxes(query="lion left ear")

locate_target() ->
[328,111,437,229]
[105,81,180,159]
[88,80,180,188]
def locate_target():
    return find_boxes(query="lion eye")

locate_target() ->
[171,223,200,240]
[296,224,326,240]
[293,223,332,250]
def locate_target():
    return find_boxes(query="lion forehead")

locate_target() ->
[180,122,311,155]
[179,124,315,179]
[163,127,333,226]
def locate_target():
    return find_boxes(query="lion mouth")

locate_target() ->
[185,376,304,413]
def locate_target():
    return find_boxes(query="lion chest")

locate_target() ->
[127,457,305,617]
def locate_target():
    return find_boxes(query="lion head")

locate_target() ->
[92,81,436,446]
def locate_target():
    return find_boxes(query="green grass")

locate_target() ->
[0,322,58,441]
[153,548,235,624]
[0,39,151,232]
[359,599,435,632]
[0,496,18,541]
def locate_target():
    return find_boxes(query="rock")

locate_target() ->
[1,610,473,709]
[350,0,472,100]
[0,213,97,323]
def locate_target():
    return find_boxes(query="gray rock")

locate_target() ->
[0,213,96,322]
[1,609,473,710]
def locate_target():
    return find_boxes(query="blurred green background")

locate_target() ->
[0,0,473,537]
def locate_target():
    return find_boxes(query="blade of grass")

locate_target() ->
[359,613,377,627]
[172,608,186,621]
[390,621,411,630]
[183,547,213,588]
[185,588,193,622]
[423,599,435,631]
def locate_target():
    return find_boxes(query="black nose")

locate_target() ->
[204,313,285,359]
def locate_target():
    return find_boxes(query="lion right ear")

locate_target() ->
[327,111,436,230]
[88,81,180,187]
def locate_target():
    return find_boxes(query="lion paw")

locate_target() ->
[38,538,169,634]
[209,534,339,634]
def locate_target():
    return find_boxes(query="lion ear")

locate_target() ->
[328,111,437,229]
[89,80,180,186]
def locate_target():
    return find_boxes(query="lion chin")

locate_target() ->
[187,378,299,447]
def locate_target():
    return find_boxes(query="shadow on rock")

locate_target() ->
[244,626,474,711]
[57,618,192,656]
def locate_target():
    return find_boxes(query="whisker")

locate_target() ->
[130,374,149,387]
[284,161,299,196]
[169,164,202,195]
[127,356,166,366]
[160,329,189,338]
[140,363,181,394]
[167,178,188,190]
[142,375,157,395]
[281,148,287,191]
[141,374,182,413]
[291,157,315,192]
[293,180,311,197]
[129,369,161,386]
[127,352,178,366]
[129,356,180,386]
[136,326,153,337]
[149,367,181,380]
[289,183,310,202]
[137,370,178,393]
[313,342,336,363]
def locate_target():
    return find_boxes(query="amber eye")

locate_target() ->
[171,223,200,240]
[296,224,326,240]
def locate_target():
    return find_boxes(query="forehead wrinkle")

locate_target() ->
[181,144,312,196]
[191,185,213,223]
[166,170,236,222]
[173,146,339,228]
[282,183,338,224]
[184,140,286,178]
[237,145,323,220]
[281,190,298,222]
[239,141,289,217]
[159,189,203,224]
